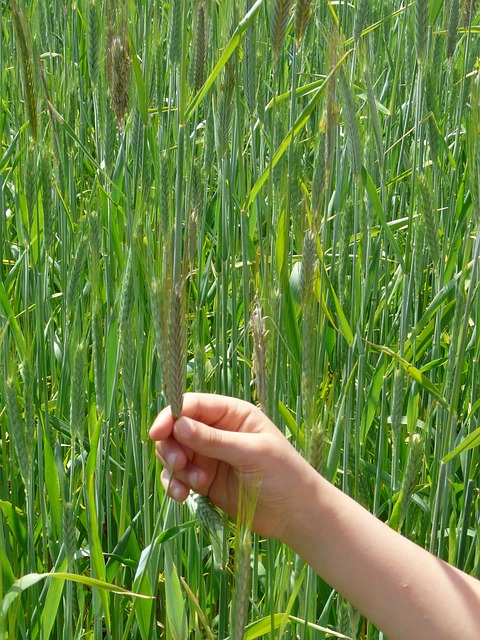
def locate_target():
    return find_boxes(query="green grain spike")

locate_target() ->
[167,279,186,421]
[21,356,35,461]
[447,0,460,60]
[250,296,267,411]
[271,0,293,64]
[88,0,99,86]
[295,0,312,48]
[417,173,440,268]
[107,33,131,127]
[398,434,424,527]
[119,252,135,408]
[40,150,53,251]
[444,283,466,401]
[338,68,362,180]
[155,43,164,115]
[415,0,429,65]
[169,0,182,66]
[25,142,37,230]
[310,424,325,475]
[91,303,105,416]
[70,343,85,439]
[354,0,369,44]
[311,134,326,230]
[63,501,77,571]
[217,54,235,158]
[5,375,30,487]
[187,493,227,570]
[191,1,208,90]
[300,229,316,308]
[244,0,257,115]
[66,235,87,321]
[11,0,38,140]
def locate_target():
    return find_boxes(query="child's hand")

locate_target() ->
[150,394,480,640]
[149,392,315,539]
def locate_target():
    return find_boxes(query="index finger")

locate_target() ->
[149,392,263,441]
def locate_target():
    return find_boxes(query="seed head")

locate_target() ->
[107,34,131,126]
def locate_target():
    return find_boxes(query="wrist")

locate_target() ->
[278,463,329,550]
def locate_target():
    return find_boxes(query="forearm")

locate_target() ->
[282,469,480,640]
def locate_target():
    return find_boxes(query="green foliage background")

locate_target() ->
[0,0,479,638]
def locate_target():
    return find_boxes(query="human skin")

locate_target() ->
[149,392,480,640]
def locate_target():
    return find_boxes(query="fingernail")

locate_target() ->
[188,470,199,488]
[175,417,192,439]
[171,483,185,501]
[166,452,177,468]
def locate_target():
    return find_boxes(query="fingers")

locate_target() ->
[172,415,258,468]
[154,436,193,472]
[161,469,191,502]
[149,404,176,441]
[161,464,206,497]
[150,395,278,506]
[149,394,268,470]
[149,393,264,441]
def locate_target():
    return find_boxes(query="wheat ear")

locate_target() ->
[166,279,186,421]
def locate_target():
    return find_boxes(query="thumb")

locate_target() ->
[173,416,253,467]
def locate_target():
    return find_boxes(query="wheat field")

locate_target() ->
[0,0,479,638]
